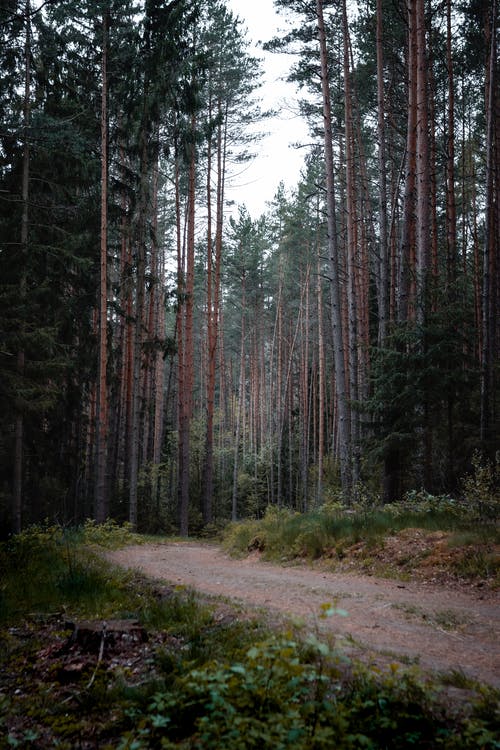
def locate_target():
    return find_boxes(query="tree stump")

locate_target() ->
[65,619,148,654]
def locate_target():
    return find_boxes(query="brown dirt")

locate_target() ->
[105,541,500,689]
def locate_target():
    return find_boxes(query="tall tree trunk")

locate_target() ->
[152,165,166,486]
[316,248,325,505]
[342,0,360,489]
[481,0,498,446]
[445,0,457,483]
[446,0,457,288]
[178,115,196,536]
[13,0,31,533]
[300,264,310,510]
[276,275,284,505]
[202,90,214,524]
[376,0,388,345]
[415,0,432,488]
[398,1,417,323]
[202,101,227,524]
[415,0,430,325]
[316,0,351,492]
[95,8,109,523]
[232,279,246,521]
[128,129,149,530]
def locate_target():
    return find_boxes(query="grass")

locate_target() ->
[222,503,499,585]
[392,602,469,632]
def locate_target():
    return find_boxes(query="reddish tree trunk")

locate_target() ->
[95,9,109,523]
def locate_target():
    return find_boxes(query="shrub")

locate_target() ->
[461,452,500,522]
[118,636,500,749]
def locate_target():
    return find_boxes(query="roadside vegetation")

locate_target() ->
[1,520,499,748]
[223,483,500,588]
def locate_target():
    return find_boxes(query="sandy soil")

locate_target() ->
[106,542,500,687]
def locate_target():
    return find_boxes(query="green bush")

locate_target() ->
[118,637,500,749]
[461,452,500,522]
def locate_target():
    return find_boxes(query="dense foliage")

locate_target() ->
[0,0,498,534]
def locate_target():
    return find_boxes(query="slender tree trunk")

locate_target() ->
[202,102,227,524]
[376,0,388,345]
[445,0,457,483]
[178,115,196,536]
[385,0,418,501]
[316,250,325,505]
[276,277,283,505]
[415,0,430,326]
[398,1,417,323]
[342,0,360,489]
[316,0,351,492]
[481,0,498,445]
[415,0,432,488]
[301,264,310,510]
[232,279,246,521]
[150,156,165,471]
[13,0,31,533]
[95,9,109,523]
[128,128,149,530]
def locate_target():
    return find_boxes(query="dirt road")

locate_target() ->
[106,542,500,687]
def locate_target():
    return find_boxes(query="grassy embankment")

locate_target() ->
[222,495,499,586]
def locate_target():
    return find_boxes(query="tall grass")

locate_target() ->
[222,502,499,564]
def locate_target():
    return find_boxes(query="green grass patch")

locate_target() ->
[0,522,143,623]
[222,503,498,584]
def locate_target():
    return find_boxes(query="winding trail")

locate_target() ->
[106,542,500,687]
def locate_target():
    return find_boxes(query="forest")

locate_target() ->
[1,0,499,536]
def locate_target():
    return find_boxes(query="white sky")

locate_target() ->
[225,0,309,217]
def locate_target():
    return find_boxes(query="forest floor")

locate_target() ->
[105,538,500,689]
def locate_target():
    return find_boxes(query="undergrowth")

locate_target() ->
[1,523,499,748]
[0,521,144,623]
[222,496,499,584]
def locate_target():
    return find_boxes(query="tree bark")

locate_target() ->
[480,0,498,446]
[128,129,149,530]
[178,114,196,536]
[316,0,351,492]
[232,278,246,521]
[95,8,109,523]
[398,0,417,323]
[376,0,388,345]
[13,0,31,533]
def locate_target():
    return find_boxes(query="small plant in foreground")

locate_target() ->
[119,637,500,749]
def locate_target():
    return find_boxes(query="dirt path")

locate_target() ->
[106,542,500,687]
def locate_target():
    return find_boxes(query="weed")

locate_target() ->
[392,603,468,631]
[79,518,143,548]
[451,549,499,582]
[440,669,479,690]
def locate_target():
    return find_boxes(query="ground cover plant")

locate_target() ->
[0,523,499,748]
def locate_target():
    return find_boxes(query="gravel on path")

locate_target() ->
[106,541,500,687]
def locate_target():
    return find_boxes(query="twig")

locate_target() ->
[85,623,107,690]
